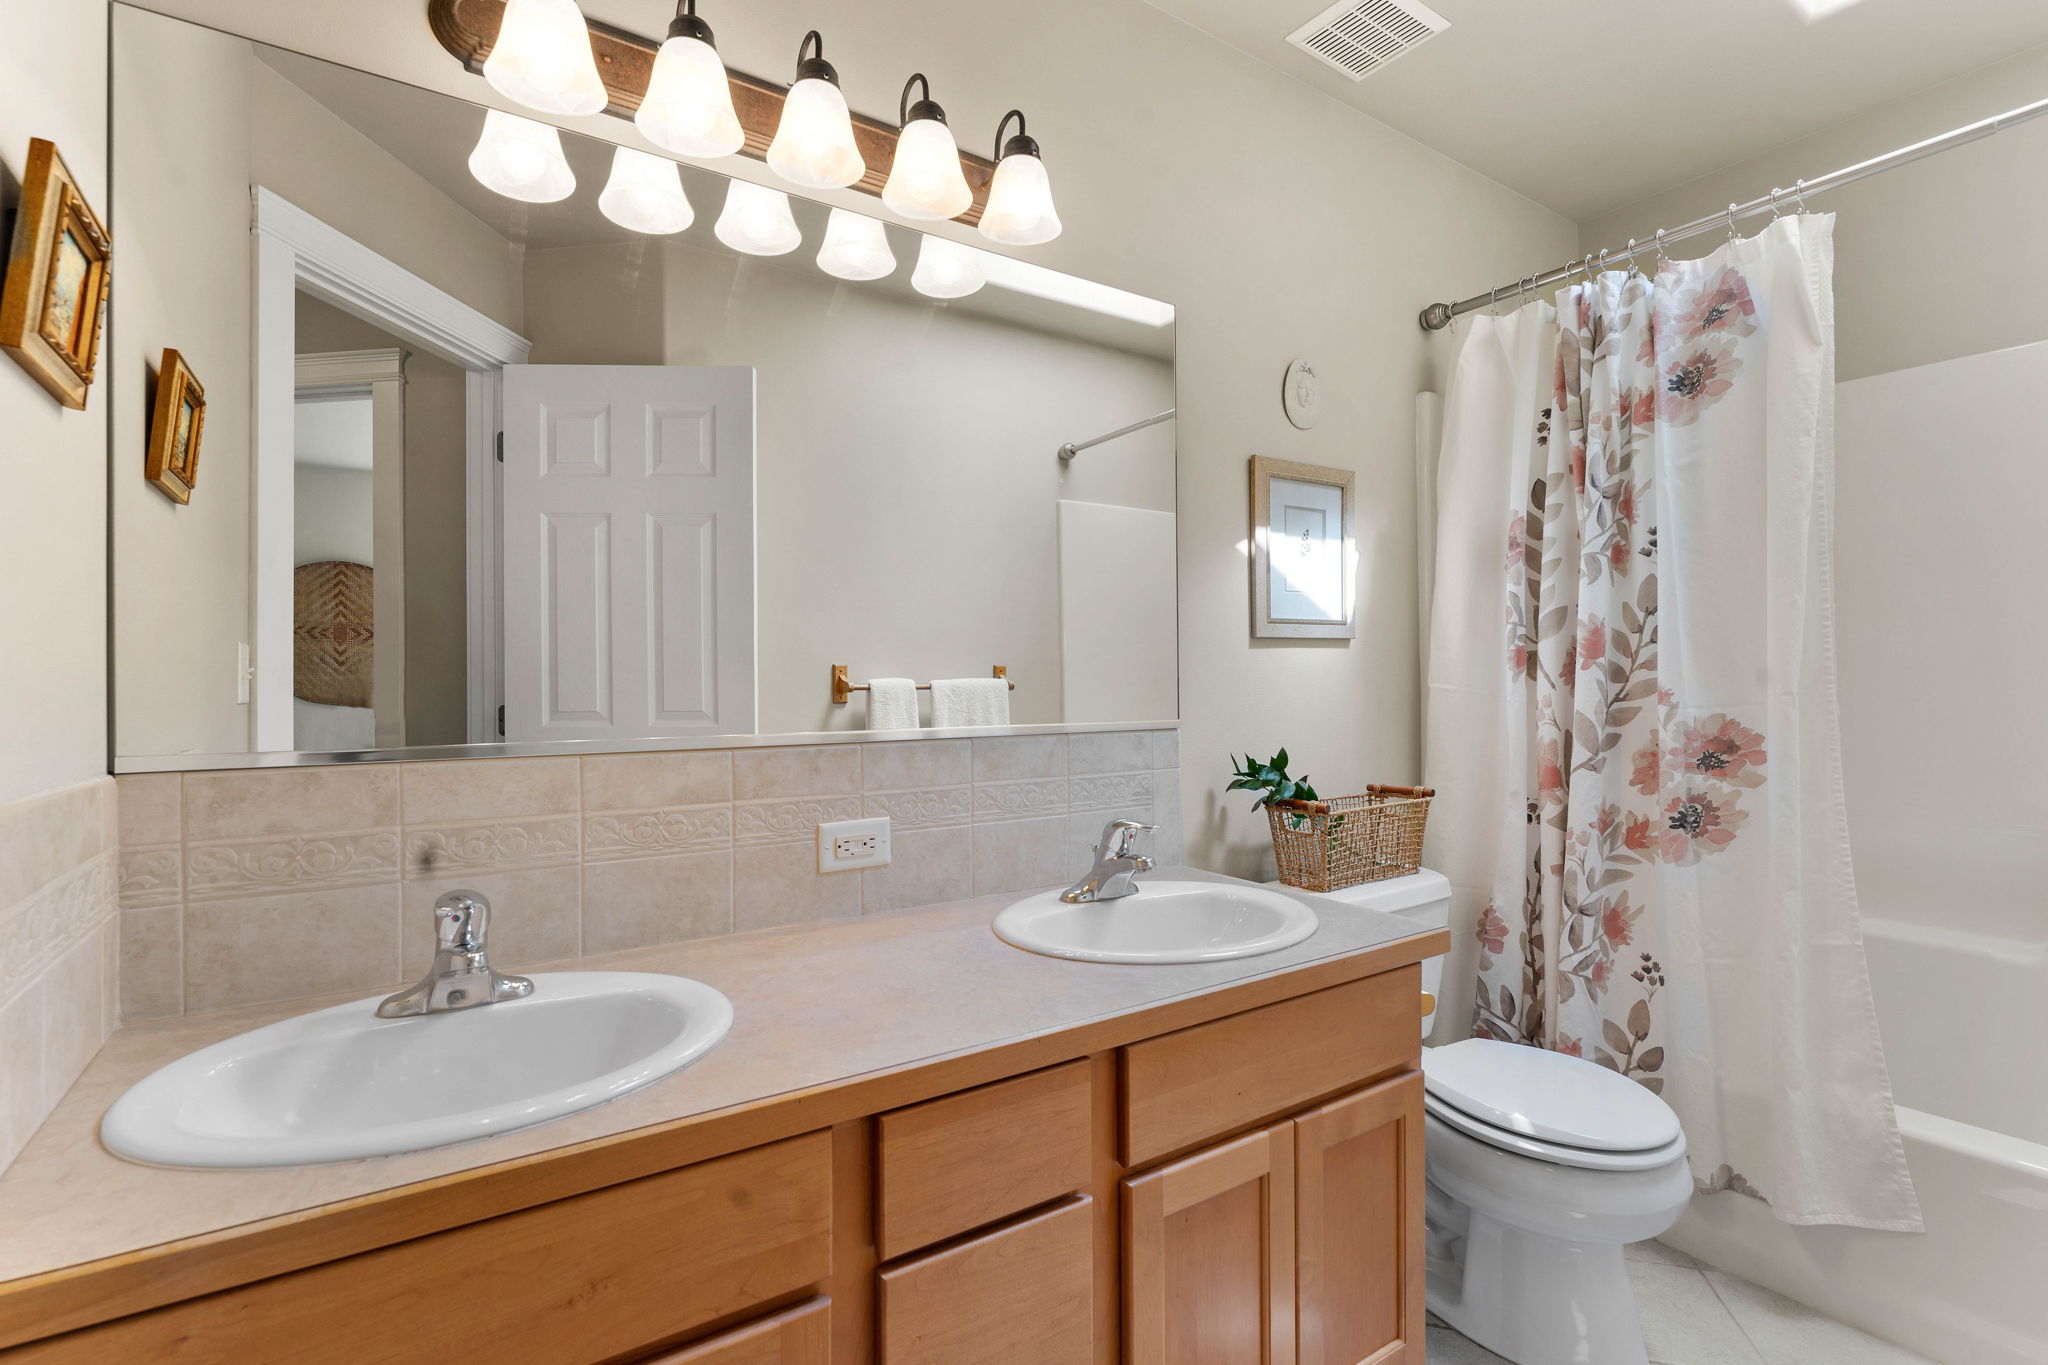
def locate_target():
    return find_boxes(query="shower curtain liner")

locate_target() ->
[1423,215,1921,1229]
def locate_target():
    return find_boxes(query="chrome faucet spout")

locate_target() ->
[376,890,534,1018]
[1058,819,1159,903]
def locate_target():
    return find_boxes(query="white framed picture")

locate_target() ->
[1250,455,1356,639]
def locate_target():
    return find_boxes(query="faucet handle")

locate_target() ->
[433,890,491,953]
[1097,819,1159,861]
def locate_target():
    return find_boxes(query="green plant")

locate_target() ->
[1228,749,1319,819]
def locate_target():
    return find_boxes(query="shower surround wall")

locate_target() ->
[115,730,1180,1020]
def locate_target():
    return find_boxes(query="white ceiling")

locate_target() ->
[294,395,373,471]
[1144,0,2048,221]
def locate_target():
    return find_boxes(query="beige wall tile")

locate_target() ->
[582,852,732,955]
[402,818,579,880]
[183,767,398,841]
[401,866,582,977]
[401,758,580,825]
[734,843,860,932]
[581,752,732,811]
[120,907,183,1021]
[971,816,1070,897]
[118,845,182,909]
[1070,731,1152,776]
[40,932,105,1110]
[1068,771,1154,812]
[862,825,973,914]
[732,746,860,801]
[1152,773,1186,866]
[584,804,731,862]
[0,778,113,909]
[184,885,402,1013]
[971,735,1067,783]
[734,796,861,847]
[1152,729,1180,771]
[861,739,970,792]
[187,831,400,902]
[0,983,44,1173]
[116,774,181,846]
[862,786,972,830]
[972,779,1068,823]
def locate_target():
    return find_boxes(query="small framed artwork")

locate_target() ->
[0,139,111,410]
[144,349,206,505]
[1250,455,1356,639]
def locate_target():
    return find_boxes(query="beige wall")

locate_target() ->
[522,238,1176,734]
[1579,43,2048,383]
[138,0,1577,875]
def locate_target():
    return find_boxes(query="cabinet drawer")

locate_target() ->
[13,1132,833,1365]
[879,1198,1094,1365]
[644,1297,830,1364]
[877,1059,1092,1260]
[1121,969,1419,1167]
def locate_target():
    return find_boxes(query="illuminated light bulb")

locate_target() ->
[468,110,576,203]
[635,0,744,159]
[881,74,972,221]
[714,179,801,255]
[765,31,865,189]
[482,0,607,118]
[598,146,694,234]
[816,208,896,280]
[911,235,986,299]
[979,109,1062,246]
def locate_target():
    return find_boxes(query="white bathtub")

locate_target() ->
[1661,915,2048,1365]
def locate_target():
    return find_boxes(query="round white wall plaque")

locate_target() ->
[1283,357,1321,430]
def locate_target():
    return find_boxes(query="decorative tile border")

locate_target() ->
[734,796,862,846]
[1069,772,1154,811]
[584,805,733,861]
[187,831,400,901]
[863,786,972,830]
[403,818,579,879]
[0,853,117,1011]
[973,779,1069,823]
[117,846,182,909]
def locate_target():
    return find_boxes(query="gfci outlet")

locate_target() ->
[817,816,890,873]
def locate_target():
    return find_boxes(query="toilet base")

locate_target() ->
[1426,1210,1648,1365]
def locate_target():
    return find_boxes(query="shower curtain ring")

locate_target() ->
[1488,285,1500,315]
[1653,227,1668,268]
[1597,247,1610,275]
[1768,189,1784,219]
[1625,238,1640,274]
[1793,178,1809,213]
[1726,202,1741,243]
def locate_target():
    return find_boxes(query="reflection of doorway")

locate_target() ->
[294,350,403,748]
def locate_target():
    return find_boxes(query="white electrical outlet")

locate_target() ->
[817,816,890,873]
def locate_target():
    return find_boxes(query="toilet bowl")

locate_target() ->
[1290,872,1692,1365]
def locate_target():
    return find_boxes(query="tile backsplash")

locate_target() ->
[116,729,1181,1021]
[0,777,119,1172]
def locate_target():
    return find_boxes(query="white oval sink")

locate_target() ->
[101,972,733,1168]
[993,879,1318,964]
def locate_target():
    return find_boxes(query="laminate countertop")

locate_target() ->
[0,868,1443,1297]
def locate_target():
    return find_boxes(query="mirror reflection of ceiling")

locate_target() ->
[254,48,1173,361]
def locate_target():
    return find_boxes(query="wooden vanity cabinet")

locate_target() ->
[645,1298,832,1365]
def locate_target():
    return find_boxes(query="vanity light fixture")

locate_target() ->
[816,207,896,280]
[481,0,608,117]
[765,31,865,190]
[468,109,577,203]
[911,235,986,299]
[881,75,973,222]
[634,0,744,159]
[979,110,1062,246]
[714,179,802,255]
[598,146,695,234]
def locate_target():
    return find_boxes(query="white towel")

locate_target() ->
[865,678,920,730]
[930,677,1010,728]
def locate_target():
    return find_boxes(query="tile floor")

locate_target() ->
[1426,1239,1937,1365]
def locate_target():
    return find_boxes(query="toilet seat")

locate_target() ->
[1423,1038,1686,1172]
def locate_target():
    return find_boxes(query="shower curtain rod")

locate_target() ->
[1418,92,2048,331]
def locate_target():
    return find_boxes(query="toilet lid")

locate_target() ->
[1423,1038,1682,1154]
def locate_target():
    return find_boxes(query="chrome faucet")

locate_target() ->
[1059,818,1159,903]
[376,890,534,1018]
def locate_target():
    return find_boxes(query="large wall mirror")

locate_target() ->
[108,4,1177,771]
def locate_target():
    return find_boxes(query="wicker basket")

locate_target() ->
[1267,784,1434,893]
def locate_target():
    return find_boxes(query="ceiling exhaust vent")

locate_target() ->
[1286,0,1450,81]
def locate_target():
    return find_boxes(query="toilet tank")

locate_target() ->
[1267,869,1450,1039]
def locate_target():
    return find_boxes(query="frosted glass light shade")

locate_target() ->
[715,180,801,256]
[635,34,743,158]
[979,151,1062,245]
[766,78,865,189]
[911,235,986,299]
[881,117,973,221]
[482,0,607,117]
[598,147,694,234]
[468,110,576,203]
[817,208,896,281]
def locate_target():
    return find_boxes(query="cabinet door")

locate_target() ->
[1294,1072,1425,1365]
[1123,1123,1295,1365]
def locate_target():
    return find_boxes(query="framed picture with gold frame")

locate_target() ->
[1,139,111,410]
[1250,454,1356,639]
[145,349,206,505]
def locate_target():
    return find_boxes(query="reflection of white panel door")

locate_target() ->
[501,365,755,742]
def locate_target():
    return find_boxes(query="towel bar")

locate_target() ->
[831,665,1012,705]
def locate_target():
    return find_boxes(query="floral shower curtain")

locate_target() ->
[1423,215,1921,1229]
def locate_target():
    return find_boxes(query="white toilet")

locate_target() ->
[1298,871,1693,1365]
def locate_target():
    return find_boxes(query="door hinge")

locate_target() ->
[496,704,505,737]
[495,431,504,463]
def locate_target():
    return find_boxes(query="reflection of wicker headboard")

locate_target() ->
[294,560,374,708]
